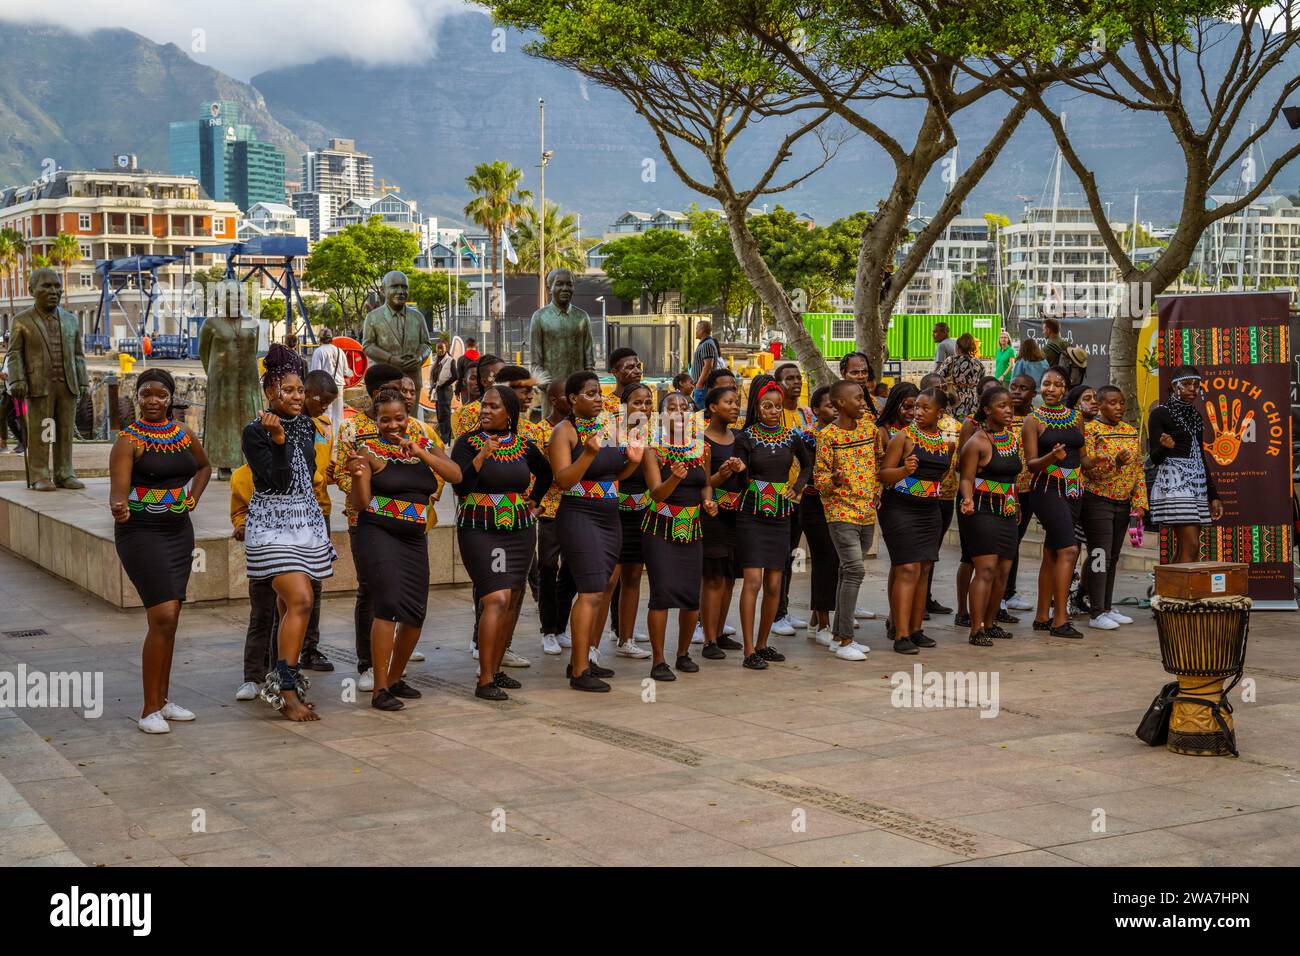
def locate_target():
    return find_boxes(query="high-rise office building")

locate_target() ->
[168,101,285,212]
[300,138,375,204]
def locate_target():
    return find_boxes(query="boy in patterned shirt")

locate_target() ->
[452,355,504,438]
[1080,385,1148,629]
[813,380,879,661]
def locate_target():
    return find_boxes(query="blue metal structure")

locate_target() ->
[92,254,184,342]
[196,236,314,344]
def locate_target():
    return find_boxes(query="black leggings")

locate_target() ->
[1081,492,1130,613]
[777,504,803,619]
[800,494,839,613]
[1004,502,1035,598]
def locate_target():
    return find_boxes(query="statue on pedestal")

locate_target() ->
[362,271,431,398]
[4,268,88,490]
[198,279,261,479]
[529,269,594,399]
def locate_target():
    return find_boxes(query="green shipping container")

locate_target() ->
[901,314,1001,362]
[801,313,907,360]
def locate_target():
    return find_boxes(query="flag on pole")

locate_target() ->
[459,234,479,265]
[501,229,518,266]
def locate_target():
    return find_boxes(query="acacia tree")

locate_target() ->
[952,0,1300,417]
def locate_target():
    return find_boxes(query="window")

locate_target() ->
[212,217,226,236]
[79,243,91,259]
[79,273,93,289]
[78,213,92,231]
[831,319,854,340]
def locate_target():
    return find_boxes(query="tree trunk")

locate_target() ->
[721,199,833,385]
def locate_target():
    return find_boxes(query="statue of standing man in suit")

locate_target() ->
[4,268,88,490]
[362,271,431,399]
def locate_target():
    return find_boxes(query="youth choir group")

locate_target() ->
[110,341,1165,733]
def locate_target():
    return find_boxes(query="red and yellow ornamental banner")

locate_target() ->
[1156,292,1295,607]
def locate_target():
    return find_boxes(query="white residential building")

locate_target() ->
[290,191,337,242]
[300,138,374,204]
[330,190,420,235]
[237,202,310,241]
[1002,207,1124,319]
[1194,194,1300,287]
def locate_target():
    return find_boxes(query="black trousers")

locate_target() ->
[925,498,956,600]
[348,527,373,672]
[1082,492,1130,613]
[435,385,453,445]
[1004,499,1035,597]
[244,576,322,682]
[777,504,803,619]
[537,519,577,635]
[0,393,23,446]
[800,494,838,613]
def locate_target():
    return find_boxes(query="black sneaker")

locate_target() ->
[1050,622,1084,639]
[371,689,404,711]
[1032,619,1052,631]
[953,612,971,628]
[968,630,994,647]
[568,661,615,680]
[475,682,508,701]
[996,608,1020,625]
[387,679,422,699]
[893,637,919,655]
[493,671,521,689]
[299,648,335,672]
[675,654,700,673]
[650,662,676,682]
[909,632,937,648]
[716,635,742,650]
[569,669,611,692]
[926,598,953,615]
[986,625,1014,640]
[756,646,785,663]
[701,643,726,660]
[742,652,768,670]
[885,618,896,641]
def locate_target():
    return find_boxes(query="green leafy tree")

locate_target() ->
[601,229,692,314]
[303,216,420,327]
[0,226,28,317]
[508,201,591,277]
[680,205,753,337]
[408,270,473,332]
[464,161,533,322]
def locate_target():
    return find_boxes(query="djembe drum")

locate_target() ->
[1149,595,1250,756]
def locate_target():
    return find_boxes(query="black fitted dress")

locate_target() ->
[114,418,198,608]
[641,444,707,611]
[452,430,552,594]
[1024,406,1085,550]
[557,435,627,593]
[957,430,1023,560]
[618,464,648,565]
[356,436,440,626]
[734,424,813,571]
[879,427,951,565]
[702,431,743,579]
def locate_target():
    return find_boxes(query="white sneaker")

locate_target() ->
[1088,615,1120,631]
[409,650,425,662]
[472,645,479,660]
[616,640,651,659]
[722,623,737,636]
[542,634,562,655]
[786,614,808,629]
[634,629,650,643]
[854,607,876,620]
[813,628,833,647]
[502,648,531,668]
[235,681,260,701]
[1006,594,1033,611]
[588,647,602,666]
[138,711,170,734]
[691,623,705,644]
[557,631,572,649]
[160,701,195,721]
[771,616,796,636]
[1104,609,1134,625]
[833,642,868,661]
[831,638,869,655]
[358,668,375,692]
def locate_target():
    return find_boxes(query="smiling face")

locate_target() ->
[709,389,739,426]
[375,398,408,441]
[1076,388,1098,420]
[508,380,534,414]
[662,392,692,442]
[1039,370,1067,406]
[136,381,171,423]
[570,377,603,419]
[479,389,510,431]
[265,373,304,417]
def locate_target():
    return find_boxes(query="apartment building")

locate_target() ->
[1001,207,1124,319]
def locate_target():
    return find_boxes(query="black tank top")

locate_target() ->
[1029,405,1084,497]
[888,425,949,499]
[560,417,625,511]
[971,428,1022,516]
[704,432,742,511]
[121,418,198,524]
[359,437,439,538]
[643,441,708,542]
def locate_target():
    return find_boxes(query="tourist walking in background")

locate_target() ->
[938,333,983,420]
[994,329,1016,383]
[307,328,348,431]
[1011,337,1050,391]
[429,340,457,444]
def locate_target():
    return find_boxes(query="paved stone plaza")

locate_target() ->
[2,536,1298,868]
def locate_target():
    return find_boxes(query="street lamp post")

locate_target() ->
[538,99,554,311]
[595,295,606,364]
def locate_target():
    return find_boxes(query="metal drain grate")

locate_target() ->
[3,628,49,638]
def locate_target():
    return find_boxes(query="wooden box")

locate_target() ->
[1154,562,1249,600]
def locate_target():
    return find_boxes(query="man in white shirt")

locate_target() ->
[308,327,349,429]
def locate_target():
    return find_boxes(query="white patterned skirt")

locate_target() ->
[245,491,337,580]
[1149,455,1211,527]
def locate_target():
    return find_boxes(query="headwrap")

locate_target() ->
[756,381,784,403]
[1166,387,1205,443]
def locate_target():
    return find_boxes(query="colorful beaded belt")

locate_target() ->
[128,485,194,513]
[742,479,792,518]
[641,502,702,542]
[1035,464,1082,499]
[564,480,618,500]
[367,495,428,523]
[713,489,742,511]
[973,478,1019,516]
[891,476,942,497]
[458,491,533,530]
[618,491,649,512]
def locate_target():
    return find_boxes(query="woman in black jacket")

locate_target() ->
[1147,367,1223,563]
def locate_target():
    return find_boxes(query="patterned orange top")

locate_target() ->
[938,412,962,499]
[1010,413,1032,493]
[813,417,878,525]
[1083,419,1148,510]
[452,400,480,438]
[522,417,561,519]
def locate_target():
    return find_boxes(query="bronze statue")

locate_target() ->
[4,268,88,490]
[529,268,594,395]
[198,278,261,479]
[362,271,431,397]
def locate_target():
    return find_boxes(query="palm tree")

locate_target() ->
[48,233,82,291]
[507,201,590,277]
[0,226,27,318]
[464,161,532,322]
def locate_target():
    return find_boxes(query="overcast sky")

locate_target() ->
[0,0,479,81]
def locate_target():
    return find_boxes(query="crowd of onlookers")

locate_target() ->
[931,318,1088,417]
